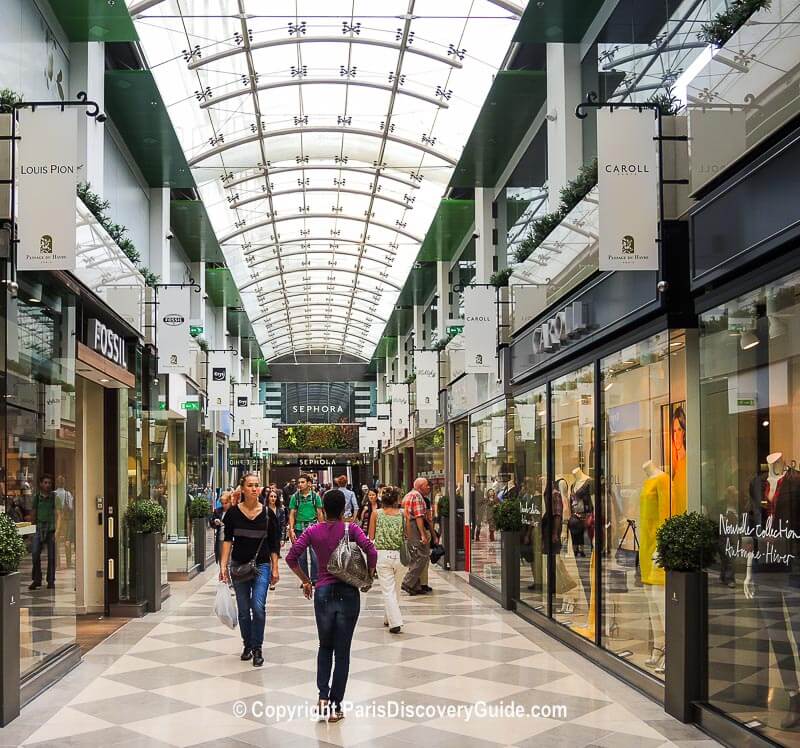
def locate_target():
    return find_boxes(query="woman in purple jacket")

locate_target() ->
[286,489,377,723]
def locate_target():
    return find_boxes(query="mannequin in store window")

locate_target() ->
[568,467,593,557]
[639,459,670,673]
[743,451,800,729]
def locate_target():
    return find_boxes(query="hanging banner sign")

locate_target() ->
[414,350,439,412]
[597,108,659,271]
[376,404,391,440]
[388,383,409,430]
[157,286,191,374]
[463,286,497,374]
[17,108,78,271]
[491,416,506,452]
[419,410,437,429]
[207,351,230,411]
[517,402,537,441]
[44,385,62,432]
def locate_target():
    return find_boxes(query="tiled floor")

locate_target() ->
[4,561,720,748]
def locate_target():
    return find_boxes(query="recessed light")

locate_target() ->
[99,378,109,383]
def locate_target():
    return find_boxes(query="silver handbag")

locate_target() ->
[327,522,371,588]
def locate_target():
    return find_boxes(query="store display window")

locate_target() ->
[600,331,686,679]
[415,427,445,511]
[511,386,548,613]
[551,366,596,638]
[700,273,800,744]
[470,399,511,590]
[3,277,77,676]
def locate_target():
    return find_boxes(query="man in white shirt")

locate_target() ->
[335,475,359,519]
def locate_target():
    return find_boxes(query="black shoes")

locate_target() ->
[389,626,401,634]
[28,582,40,590]
[240,646,253,661]
[401,584,420,596]
[47,583,55,589]
[420,585,432,593]
[252,648,264,667]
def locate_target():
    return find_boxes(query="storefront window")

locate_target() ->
[512,386,548,613]
[551,366,595,638]
[4,277,77,677]
[600,331,686,679]
[453,419,469,568]
[470,399,510,590]
[415,427,445,508]
[700,274,800,743]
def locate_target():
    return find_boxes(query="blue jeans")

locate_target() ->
[314,582,360,706]
[296,537,318,583]
[233,563,270,649]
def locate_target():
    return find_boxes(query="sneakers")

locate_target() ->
[252,648,264,667]
[240,646,253,661]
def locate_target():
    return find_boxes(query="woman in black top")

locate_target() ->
[220,472,280,667]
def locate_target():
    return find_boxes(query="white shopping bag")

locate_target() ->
[214,581,238,629]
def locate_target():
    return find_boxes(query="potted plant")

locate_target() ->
[125,499,166,613]
[655,511,718,722]
[189,496,212,571]
[0,513,25,725]
[492,498,524,610]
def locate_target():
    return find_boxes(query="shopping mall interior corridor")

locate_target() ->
[2,562,717,748]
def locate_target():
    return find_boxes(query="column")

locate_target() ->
[148,188,171,283]
[413,303,425,350]
[495,191,508,271]
[436,261,449,339]
[69,42,105,191]
[474,187,494,283]
[546,43,583,208]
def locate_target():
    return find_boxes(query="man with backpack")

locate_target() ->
[288,473,324,585]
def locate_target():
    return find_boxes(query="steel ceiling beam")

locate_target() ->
[188,126,457,168]
[242,237,397,260]
[219,211,422,244]
[230,186,410,211]
[222,164,420,191]
[240,265,401,292]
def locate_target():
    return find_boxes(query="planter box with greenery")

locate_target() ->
[656,512,718,723]
[0,513,25,725]
[189,497,212,571]
[126,500,166,614]
[493,499,523,610]
[698,0,770,48]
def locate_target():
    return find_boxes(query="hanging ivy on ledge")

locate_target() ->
[489,267,513,287]
[77,182,159,288]
[513,158,598,265]
[0,88,22,113]
[697,0,771,48]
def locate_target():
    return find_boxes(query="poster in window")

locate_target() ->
[662,401,687,515]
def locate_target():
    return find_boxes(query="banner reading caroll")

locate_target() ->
[463,286,497,374]
[157,286,191,375]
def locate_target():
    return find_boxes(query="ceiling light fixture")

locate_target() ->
[740,330,759,350]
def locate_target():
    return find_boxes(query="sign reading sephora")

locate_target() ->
[283,382,376,424]
[597,108,659,271]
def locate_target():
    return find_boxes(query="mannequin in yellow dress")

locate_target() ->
[640,459,670,672]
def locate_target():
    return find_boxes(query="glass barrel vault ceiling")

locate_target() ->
[128,0,524,360]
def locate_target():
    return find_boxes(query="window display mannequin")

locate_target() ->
[743,451,800,730]
[639,459,669,672]
[567,467,593,556]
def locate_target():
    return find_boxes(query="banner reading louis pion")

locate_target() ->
[207,351,230,411]
[463,286,497,374]
[17,108,78,271]
[156,286,191,374]
[414,350,439,412]
[598,107,659,271]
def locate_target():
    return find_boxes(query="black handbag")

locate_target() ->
[229,510,269,583]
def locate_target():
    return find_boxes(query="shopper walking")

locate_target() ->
[358,487,380,533]
[29,474,57,590]
[368,485,405,632]
[401,478,432,596]
[288,474,324,585]
[209,491,232,564]
[335,475,360,519]
[219,473,280,667]
[286,489,377,723]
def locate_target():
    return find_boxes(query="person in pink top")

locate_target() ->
[286,489,377,723]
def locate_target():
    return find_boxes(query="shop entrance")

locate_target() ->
[75,345,133,617]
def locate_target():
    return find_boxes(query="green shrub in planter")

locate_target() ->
[655,511,718,572]
[437,495,449,517]
[125,500,166,534]
[189,496,211,520]
[492,498,523,533]
[0,514,26,573]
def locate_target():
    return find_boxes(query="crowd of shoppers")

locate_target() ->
[214,470,442,721]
